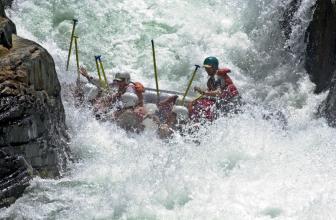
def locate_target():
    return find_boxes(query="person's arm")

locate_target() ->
[202,88,221,97]
[79,66,103,89]
[137,93,144,107]
[194,86,221,97]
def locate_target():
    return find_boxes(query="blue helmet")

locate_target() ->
[203,56,219,69]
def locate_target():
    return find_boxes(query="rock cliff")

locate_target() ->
[0,35,71,177]
[304,0,336,126]
[305,0,336,94]
[0,0,71,208]
[0,150,33,208]
[0,2,70,178]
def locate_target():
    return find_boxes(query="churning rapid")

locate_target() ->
[2,0,336,219]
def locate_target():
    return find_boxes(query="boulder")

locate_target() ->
[318,75,336,126]
[0,4,71,178]
[305,0,336,93]
[0,0,16,49]
[304,0,336,126]
[0,35,71,178]
[0,150,33,208]
[0,0,69,208]
[0,1,4,18]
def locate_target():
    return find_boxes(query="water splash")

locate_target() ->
[3,0,336,219]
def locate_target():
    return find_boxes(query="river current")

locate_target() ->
[2,0,336,219]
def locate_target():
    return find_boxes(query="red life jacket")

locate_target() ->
[216,68,239,100]
[133,82,145,93]
[189,68,239,122]
[128,82,145,93]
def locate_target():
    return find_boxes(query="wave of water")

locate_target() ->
[2,0,336,219]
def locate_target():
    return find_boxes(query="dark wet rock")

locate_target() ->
[305,0,336,93]
[324,76,336,127]
[0,35,71,178]
[0,150,33,208]
[0,16,16,49]
[0,1,16,49]
[304,0,336,126]
[281,0,336,96]
[0,4,71,179]
[0,0,14,11]
[0,1,4,18]
[318,75,336,127]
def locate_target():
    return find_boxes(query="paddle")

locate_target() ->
[73,35,80,80]
[95,55,109,89]
[66,19,78,71]
[151,39,160,103]
[94,55,104,88]
[181,64,200,105]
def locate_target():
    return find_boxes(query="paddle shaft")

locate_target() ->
[151,40,160,102]
[73,36,80,79]
[98,58,109,89]
[94,56,103,87]
[66,19,78,71]
[181,65,200,105]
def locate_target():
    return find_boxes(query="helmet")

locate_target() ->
[121,92,139,108]
[203,56,219,69]
[114,72,131,83]
[172,105,189,120]
[144,103,158,115]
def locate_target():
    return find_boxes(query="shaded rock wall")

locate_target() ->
[0,0,16,49]
[305,0,336,93]
[0,36,71,178]
[304,0,336,126]
[0,1,4,17]
[0,150,33,208]
[321,75,336,126]
[0,2,70,178]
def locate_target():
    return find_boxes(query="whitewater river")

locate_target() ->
[2,0,336,219]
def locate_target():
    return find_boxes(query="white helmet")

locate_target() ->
[121,92,139,108]
[144,103,159,115]
[114,72,131,84]
[172,105,189,120]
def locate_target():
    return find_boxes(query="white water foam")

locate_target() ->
[2,0,336,219]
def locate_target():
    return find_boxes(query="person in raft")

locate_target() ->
[79,67,146,120]
[116,92,147,133]
[190,56,241,122]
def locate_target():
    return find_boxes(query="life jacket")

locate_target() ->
[188,68,239,122]
[207,76,218,91]
[132,82,145,93]
[216,68,239,100]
